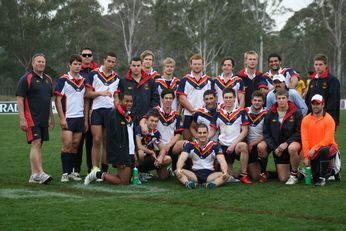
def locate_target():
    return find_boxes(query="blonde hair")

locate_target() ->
[162,57,176,67]
[140,50,155,62]
[244,50,258,62]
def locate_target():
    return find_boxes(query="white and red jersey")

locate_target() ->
[245,106,267,143]
[193,107,219,142]
[85,66,120,110]
[155,76,180,111]
[54,72,85,118]
[214,73,245,107]
[177,73,214,116]
[211,106,249,146]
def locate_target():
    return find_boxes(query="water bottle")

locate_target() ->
[131,167,141,185]
[305,166,312,185]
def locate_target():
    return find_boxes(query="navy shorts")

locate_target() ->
[91,108,111,126]
[138,155,158,172]
[221,145,239,164]
[193,169,214,184]
[248,144,259,164]
[66,117,84,133]
[273,149,290,165]
[112,155,135,169]
[183,115,193,129]
[26,126,49,144]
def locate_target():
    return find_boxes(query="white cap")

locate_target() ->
[272,74,285,82]
[311,94,324,103]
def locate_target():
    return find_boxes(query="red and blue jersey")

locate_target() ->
[155,76,180,111]
[135,126,161,151]
[214,74,245,106]
[245,106,267,143]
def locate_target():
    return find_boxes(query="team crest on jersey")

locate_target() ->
[144,83,149,90]
[323,82,327,89]
[272,119,277,123]
[121,121,125,125]
[128,86,133,90]
[289,116,294,122]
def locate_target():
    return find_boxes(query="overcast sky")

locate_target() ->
[98,0,313,31]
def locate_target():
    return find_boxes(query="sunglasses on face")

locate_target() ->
[82,53,93,57]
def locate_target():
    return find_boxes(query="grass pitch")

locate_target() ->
[0,112,345,230]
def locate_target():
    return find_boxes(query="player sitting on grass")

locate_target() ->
[175,123,228,189]
[136,110,172,181]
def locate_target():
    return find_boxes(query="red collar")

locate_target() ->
[310,68,329,79]
[125,70,151,88]
[81,61,98,70]
[117,104,132,123]
[237,69,262,78]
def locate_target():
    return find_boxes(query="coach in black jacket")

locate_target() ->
[264,89,302,185]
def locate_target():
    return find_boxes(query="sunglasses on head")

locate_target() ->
[82,53,93,57]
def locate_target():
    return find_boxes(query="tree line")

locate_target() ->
[0,0,345,97]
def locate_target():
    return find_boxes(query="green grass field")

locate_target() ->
[0,112,345,230]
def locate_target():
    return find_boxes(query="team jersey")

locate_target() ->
[211,106,249,146]
[54,73,85,118]
[266,67,299,88]
[149,69,160,79]
[246,106,267,143]
[155,76,180,111]
[177,73,214,116]
[183,141,223,171]
[193,107,218,142]
[85,66,120,110]
[153,106,183,145]
[214,73,245,106]
[135,126,161,151]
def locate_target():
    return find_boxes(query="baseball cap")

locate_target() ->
[311,94,324,103]
[273,74,285,82]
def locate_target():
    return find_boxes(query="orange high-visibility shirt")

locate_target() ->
[301,112,338,160]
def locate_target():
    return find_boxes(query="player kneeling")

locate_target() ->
[175,124,228,189]
[136,110,172,180]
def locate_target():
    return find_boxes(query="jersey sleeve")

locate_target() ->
[174,114,184,134]
[135,125,143,138]
[54,77,66,96]
[85,72,95,90]
[176,78,187,96]
[214,143,223,155]
[16,75,29,97]
[241,109,250,125]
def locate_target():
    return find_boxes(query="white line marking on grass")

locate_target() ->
[73,184,169,195]
[0,188,82,199]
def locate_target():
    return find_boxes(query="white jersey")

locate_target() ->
[183,141,222,171]
[54,73,85,118]
[246,106,267,143]
[211,106,249,146]
[214,73,245,107]
[177,73,214,116]
[155,76,180,111]
[86,66,120,110]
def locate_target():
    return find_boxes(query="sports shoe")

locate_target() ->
[167,167,175,176]
[185,181,196,189]
[315,177,326,186]
[139,173,148,183]
[227,175,240,183]
[69,172,82,181]
[205,182,217,189]
[259,173,267,183]
[61,173,69,182]
[285,175,298,185]
[28,174,40,183]
[240,175,253,184]
[37,172,53,184]
[84,171,97,185]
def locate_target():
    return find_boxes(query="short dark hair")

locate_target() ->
[314,54,328,64]
[268,53,281,62]
[251,90,265,101]
[222,87,236,97]
[130,57,142,63]
[104,52,117,60]
[161,88,175,99]
[119,91,132,101]
[80,47,93,54]
[196,123,208,132]
[275,88,289,98]
[203,89,216,98]
[221,56,235,67]
[69,54,82,64]
[147,110,160,119]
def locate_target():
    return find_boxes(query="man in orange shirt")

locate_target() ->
[301,94,340,186]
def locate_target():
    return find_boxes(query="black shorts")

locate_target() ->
[193,169,214,184]
[183,115,193,129]
[26,126,49,144]
[91,108,111,126]
[66,117,84,133]
[273,149,290,165]
[221,145,239,164]
[112,155,135,169]
[138,155,158,172]
[248,145,259,164]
